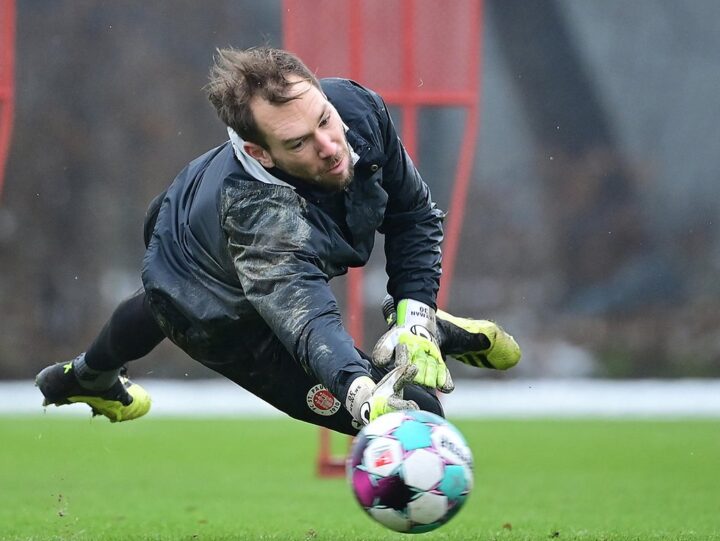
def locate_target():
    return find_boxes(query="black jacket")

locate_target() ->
[142,78,444,402]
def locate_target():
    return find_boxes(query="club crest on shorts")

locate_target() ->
[306,384,341,416]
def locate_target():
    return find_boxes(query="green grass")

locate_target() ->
[0,415,718,540]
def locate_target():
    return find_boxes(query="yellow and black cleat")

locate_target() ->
[436,311,521,370]
[35,361,151,422]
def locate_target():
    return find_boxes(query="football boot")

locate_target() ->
[35,357,151,422]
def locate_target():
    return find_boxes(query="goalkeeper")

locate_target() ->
[36,47,521,435]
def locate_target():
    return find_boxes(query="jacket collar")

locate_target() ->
[227,127,295,189]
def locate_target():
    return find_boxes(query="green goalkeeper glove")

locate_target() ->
[372,299,454,393]
[345,357,419,425]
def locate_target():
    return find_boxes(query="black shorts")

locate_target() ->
[204,344,444,436]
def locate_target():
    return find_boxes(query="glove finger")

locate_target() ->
[439,368,455,394]
[427,360,440,389]
[412,357,428,387]
[373,350,394,368]
[392,362,418,394]
[387,395,418,411]
[373,362,417,402]
[394,342,410,367]
[372,332,396,367]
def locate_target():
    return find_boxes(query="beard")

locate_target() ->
[309,141,355,192]
[274,141,355,193]
[317,152,354,192]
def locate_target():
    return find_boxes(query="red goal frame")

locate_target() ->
[0,0,15,200]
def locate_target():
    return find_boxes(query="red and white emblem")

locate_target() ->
[306,384,341,416]
[373,447,395,468]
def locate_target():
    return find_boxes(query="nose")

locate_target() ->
[316,132,338,159]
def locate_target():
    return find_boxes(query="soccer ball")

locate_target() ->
[347,410,473,533]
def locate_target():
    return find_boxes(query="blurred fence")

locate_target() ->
[0,1,718,379]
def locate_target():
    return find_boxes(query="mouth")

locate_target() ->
[327,154,347,175]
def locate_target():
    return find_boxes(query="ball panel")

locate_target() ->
[431,424,473,467]
[407,492,449,524]
[369,507,411,533]
[443,495,468,524]
[362,436,403,477]
[438,464,468,500]
[351,469,376,508]
[403,448,445,490]
[374,474,413,510]
[405,410,446,425]
[393,419,433,450]
[362,410,406,436]
[409,521,443,534]
[465,465,475,492]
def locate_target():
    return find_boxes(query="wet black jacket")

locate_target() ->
[141,78,444,402]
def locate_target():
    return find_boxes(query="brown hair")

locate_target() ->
[205,47,321,147]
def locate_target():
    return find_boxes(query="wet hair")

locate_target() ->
[205,46,321,147]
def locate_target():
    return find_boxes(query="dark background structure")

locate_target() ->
[1,1,718,380]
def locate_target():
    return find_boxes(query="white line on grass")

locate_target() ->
[2,378,719,418]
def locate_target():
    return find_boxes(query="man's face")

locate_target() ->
[244,79,354,192]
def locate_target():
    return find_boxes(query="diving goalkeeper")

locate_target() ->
[36,47,521,434]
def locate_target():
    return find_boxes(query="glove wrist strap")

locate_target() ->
[396,299,437,337]
[345,375,374,422]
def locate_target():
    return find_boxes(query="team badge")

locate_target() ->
[306,384,341,416]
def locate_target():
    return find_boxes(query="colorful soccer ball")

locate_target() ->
[347,410,474,533]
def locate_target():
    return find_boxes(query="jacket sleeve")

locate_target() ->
[374,93,445,310]
[222,185,371,401]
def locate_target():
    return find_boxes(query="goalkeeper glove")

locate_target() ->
[372,299,454,393]
[345,356,419,425]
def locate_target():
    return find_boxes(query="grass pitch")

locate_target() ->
[0,415,718,540]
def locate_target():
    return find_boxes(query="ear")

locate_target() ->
[243,142,275,168]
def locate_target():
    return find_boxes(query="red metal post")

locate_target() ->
[436,0,482,309]
[345,0,365,352]
[400,0,418,159]
[0,0,15,200]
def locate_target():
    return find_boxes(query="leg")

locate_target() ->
[206,342,361,435]
[67,287,165,386]
[200,341,442,436]
[36,192,169,422]
[436,309,522,370]
[83,288,165,372]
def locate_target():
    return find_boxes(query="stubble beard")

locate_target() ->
[314,144,354,192]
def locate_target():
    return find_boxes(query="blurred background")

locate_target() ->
[1,0,719,382]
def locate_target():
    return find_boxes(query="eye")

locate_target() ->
[289,140,305,151]
[319,115,330,127]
